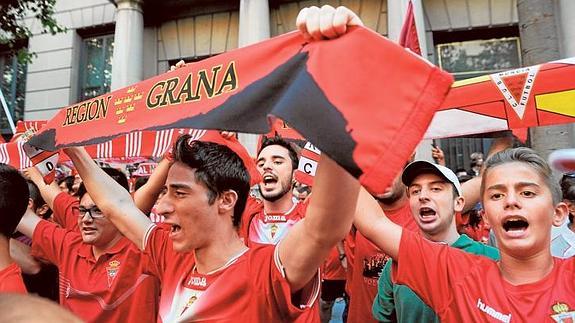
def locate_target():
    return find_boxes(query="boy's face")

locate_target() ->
[482,162,568,257]
[407,173,463,237]
[157,162,220,252]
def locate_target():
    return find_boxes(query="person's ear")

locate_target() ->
[453,196,465,213]
[552,202,569,227]
[218,190,238,214]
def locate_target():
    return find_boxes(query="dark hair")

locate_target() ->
[27,180,52,219]
[258,136,299,171]
[57,175,75,192]
[560,173,575,200]
[173,135,250,227]
[134,177,149,191]
[77,167,129,199]
[481,147,561,204]
[0,164,29,236]
[561,175,575,224]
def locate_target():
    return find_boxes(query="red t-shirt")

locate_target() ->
[0,262,27,293]
[242,198,307,246]
[347,202,417,323]
[394,229,575,322]
[343,230,356,296]
[31,220,160,323]
[52,192,79,231]
[322,246,346,281]
[143,224,320,322]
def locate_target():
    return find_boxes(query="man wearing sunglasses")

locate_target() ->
[16,173,160,323]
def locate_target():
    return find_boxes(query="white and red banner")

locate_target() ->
[295,142,321,186]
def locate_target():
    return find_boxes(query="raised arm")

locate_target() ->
[22,167,62,211]
[64,147,152,249]
[279,155,360,291]
[16,208,42,239]
[353,187,402,259]
[133,157,172,215]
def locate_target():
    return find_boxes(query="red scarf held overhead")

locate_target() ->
[28,27,454,195]
[5,124,261,186]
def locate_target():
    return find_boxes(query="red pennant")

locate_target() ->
[399,0,421,55]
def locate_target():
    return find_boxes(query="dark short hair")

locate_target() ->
[134,177,149,191]
[258,136,299,171]
[77,167,129,200]
[173,135,250,227]
[481,147,561,204]
[27,180,52,219]
[57,175,75,192]
[0,164,29,236]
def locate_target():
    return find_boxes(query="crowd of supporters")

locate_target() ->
[0,6,574,323]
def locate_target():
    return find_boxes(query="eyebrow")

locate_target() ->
[257,155,286,163]
[486,181,540,190]
[169,183,193,190]
[409,180,447,188]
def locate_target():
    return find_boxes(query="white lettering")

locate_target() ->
[477,298,511,323]
[264,215,287,222]
[187,276,207,288]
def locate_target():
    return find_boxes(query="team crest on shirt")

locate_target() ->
[270,223,279,239]
[106,260,121,287]
[551,302,575,322]
[180,295,199,316]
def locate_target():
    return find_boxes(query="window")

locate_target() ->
[433,26,521,172]
[437,37,521,80]
[79,34,114,101]
[0,52,27,135]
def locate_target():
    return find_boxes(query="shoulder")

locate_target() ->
[458,235,500,260]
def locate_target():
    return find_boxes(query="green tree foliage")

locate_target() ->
[0,0,66,63]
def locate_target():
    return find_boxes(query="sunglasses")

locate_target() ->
[74,206,105,219]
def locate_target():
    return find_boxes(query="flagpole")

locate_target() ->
[0,88,17,134]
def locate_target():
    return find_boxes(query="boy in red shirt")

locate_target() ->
[355,147,574,321]
[64,128,361,321]
[0,163,29,293]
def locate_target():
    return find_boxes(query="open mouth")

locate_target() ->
[262,174,278,186]
[502,217,529,232]
[170,224,182,234]
[419,207,437,217]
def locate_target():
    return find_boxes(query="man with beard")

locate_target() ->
[240,136,322,321]
[241,136,304,246]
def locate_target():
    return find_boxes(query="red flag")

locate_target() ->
[424,58,575,139]
[399,0,421,56]
[29,28,453,195]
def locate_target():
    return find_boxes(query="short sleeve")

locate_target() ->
[52,192,80,231]
[143,224,176,277]
[372,260,395,322]
[0,263,27,293]
[249,245,320,320]
[31,220,75,265]
[392,230,477,315]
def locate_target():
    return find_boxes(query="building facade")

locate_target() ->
[2,0,573,163]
